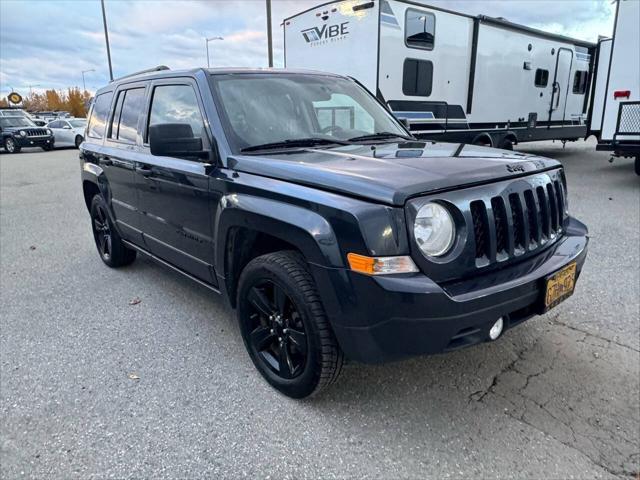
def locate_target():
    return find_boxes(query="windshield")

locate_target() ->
[69,119,86,128]
[210,73,408,152]
[0,117,36,128]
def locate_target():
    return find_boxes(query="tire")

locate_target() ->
[635,156,640,176]
[41,144,53,151]
[237,251,343,398]
[4,137,21,153]
[89,195,136,268]
[75,135,83,149]
[499,137,514,150]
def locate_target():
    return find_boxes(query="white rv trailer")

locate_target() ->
[587,0,640,174]
[283,0,596,149]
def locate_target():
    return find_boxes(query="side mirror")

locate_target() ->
[149,123,206,159]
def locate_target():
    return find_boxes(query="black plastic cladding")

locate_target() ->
[406,168,567,283]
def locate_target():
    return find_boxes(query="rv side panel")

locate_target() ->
[378,0,473,128]
[469,23,591,127]
[283,1,380,92]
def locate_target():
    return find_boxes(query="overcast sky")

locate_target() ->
[0,0,615,98]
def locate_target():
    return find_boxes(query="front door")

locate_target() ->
[549,48,574,123]
[135,80,217,285]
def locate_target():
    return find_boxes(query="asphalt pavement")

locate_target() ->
[1,140,638,479]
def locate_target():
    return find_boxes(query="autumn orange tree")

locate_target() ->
[18,88,92,117]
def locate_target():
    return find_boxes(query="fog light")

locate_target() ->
[489,317,504,340]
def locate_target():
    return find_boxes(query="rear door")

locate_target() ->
[101,82,149,243]
[135,78,217,285]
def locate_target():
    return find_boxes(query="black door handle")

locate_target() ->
[136,166,153,177]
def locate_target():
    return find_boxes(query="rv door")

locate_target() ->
[549,48,573,123]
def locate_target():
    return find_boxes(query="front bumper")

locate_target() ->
[15,135,54,148]
[311,217,588,364]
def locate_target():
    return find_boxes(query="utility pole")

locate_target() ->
[205,36,224,68]
[101,0,114,81]
[81,69,95,92]
[266,0,273,67]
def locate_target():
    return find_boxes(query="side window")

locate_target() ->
[87,92,113,139]
[573,70,588,94]
[48,120,62,129]
[405,9,435,50]
[147,84,205,142]
[111,88,145,143]
[402,58,433,97]
[535,69,549,87]
[313,93,374,133]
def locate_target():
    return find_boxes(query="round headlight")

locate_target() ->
[19,130,27,137]
[414,202,455,257]
[46,128,52,135]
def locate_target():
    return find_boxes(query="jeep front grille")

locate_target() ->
[25,128,47,137]
[471,178,565,267]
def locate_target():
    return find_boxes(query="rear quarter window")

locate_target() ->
[87,92,114,139]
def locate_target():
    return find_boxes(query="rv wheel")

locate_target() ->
[499,138,514,150]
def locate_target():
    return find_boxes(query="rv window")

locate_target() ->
[573,70,588,94]
[403,59,433,97]
[405,9,435,50]
[534,69,549,87]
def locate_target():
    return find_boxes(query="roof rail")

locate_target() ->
[110,65,170,82]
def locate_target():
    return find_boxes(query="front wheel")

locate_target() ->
[42,144,53,151]
[635,156,640,176]
[75,135,83,149]
[237,251,343,398]
[90,195,136,268]
[4,137,21,153]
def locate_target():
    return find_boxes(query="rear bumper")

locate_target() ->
[312,217,588,364]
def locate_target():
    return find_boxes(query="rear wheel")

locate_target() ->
[4,137,20,153]
[635,156,640,176]
[237,251,343,398]
[90,195,136,268]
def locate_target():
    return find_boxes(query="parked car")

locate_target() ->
[0,108,46,125]
[80,67,589,398]
[47,118,86,148]
[0,116,54,153]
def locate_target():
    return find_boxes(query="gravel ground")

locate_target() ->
[1,139,638,479]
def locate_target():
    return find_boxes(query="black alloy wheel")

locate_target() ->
[89,195,136,268]
[246,279,308,379]
[237,251,343,398]
[92,202,113,263]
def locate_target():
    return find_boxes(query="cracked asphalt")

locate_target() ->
[1,139,639,479]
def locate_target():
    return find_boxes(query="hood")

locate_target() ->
[229,141,560,206]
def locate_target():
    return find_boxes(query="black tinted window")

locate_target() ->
[148,85,205,142]
[406,9,435,50]
[403,58,433,97]
[535,69,549,87]
[114,88,145,143]
[87,92,113,139]
[573,70,588,94]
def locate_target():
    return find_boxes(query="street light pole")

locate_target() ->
[266,0,273,67]
[205,36,224,68]
[101,0,114,81]
[81,69,95,92]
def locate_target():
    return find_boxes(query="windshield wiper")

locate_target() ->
[241,137,351,153]
[348,131,414,142]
